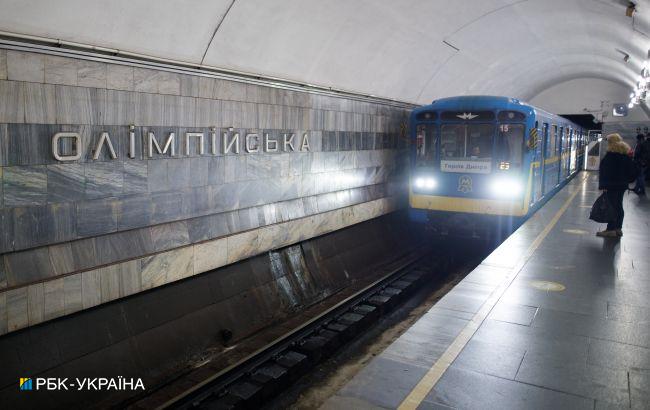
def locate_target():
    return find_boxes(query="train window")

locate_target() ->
[547,125,557,157]
[440,111,495,121]
[416,111,437,121]
[440,124,494,161]
[562,127,572,150]
[497,111,526,122]
[496,124,524,170]
[415,124,437,168]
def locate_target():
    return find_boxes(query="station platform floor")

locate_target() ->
[322,172,650,410]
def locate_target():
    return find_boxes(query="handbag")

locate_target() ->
[589,193,615,223]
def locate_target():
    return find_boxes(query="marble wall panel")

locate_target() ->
[81,268,101,309]
[0,124,6,167]
[135,93,164,125]
[163,95,195,127]
[48,242,75,276]
[196,98,221,127]
[134,68,159,94]
[76,198,118,237]
[140,246,193,290]
[27,282,44,325]
[0,81,25,123]
[215,79,246,102]
[119,259,141,297]
[193,237,228,273]
[46,163,85,202]
[150,221,190,252]
[197,77,217,99]
[25,83,56,124]
[99,264,121,303]
[6,287,28,332]
[95,228,153,266]
[4,124,56,166]
[7,51,44,83]
[55,85,105,125]
[4,246,52,286]
[105,90,136,125]
[150,191,183,224]
[63,275,82,314]
[3,165,47,206]
[157,71,181,96]
[0,50,6,80]
[179,74,199,98]
[123,161,148,194]
[43,278,64,321]
[117,194,151,230]
[84,161,123,199]
[77,60,107,89]
[106,64,134,91]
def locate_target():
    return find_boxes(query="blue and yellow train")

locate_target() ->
[408,95,586,235]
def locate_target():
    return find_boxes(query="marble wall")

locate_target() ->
[0,49,411,336]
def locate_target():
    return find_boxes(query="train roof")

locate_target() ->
[412,95,579,127]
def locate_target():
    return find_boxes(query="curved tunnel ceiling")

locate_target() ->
[0,0,648,111]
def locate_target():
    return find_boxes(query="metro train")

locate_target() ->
[408,95,586,236]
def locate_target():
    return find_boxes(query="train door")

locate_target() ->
[570,128,577,173]
[540,123,549,196]
[531,121,544,204]
[557,126,564,183]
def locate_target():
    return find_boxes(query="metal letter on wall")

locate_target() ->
[223,128,240,154]
[92,132,118,160]
[283,133,295,152]
[210,127,219,155]
[301,133,310,151]
[129,125,136,159]
[52,132,82,161]
[185,132,205,155]
[245,133,259,153]
[148,132,176,157]
[265,133,278,152]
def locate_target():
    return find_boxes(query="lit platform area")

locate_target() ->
[323,172,650,409]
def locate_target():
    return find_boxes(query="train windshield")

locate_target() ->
[496,124,524,170]
[440,124,494,173]
[415,124,437,168]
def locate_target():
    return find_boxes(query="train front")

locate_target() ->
[408,96,535,236]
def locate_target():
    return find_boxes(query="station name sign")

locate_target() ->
[51,126,311,162]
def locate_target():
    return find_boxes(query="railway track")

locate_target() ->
[132,246,459,410]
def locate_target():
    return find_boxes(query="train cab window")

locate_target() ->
[496,124,524,170]
[440,124,494,160]
[415,124,437,168]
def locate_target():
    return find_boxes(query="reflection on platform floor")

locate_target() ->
[323,172,650,409]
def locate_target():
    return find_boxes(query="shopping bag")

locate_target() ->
[589,193,615,223]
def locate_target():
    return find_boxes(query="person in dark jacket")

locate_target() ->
[633,134,646,195]
[597,133,635,237]
[645,132,650,181]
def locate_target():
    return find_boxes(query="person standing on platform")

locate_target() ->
[633,134,647,195]
[597,134,636,237]
[645,132,650,181]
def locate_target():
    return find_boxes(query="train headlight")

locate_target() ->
[413,176,437,191]
[490,177,523,198]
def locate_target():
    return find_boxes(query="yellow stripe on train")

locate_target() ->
[409,163,535,217]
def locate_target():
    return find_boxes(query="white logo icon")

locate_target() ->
[456,112,478,120]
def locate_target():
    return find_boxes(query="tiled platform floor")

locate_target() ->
[322,172,650,409]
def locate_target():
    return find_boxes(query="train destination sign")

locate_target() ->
[440,160,491,174]
[51,126,311,162]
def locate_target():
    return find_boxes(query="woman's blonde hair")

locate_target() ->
[606,133,631,154]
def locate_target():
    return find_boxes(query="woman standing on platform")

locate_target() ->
[597,133,636,237]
